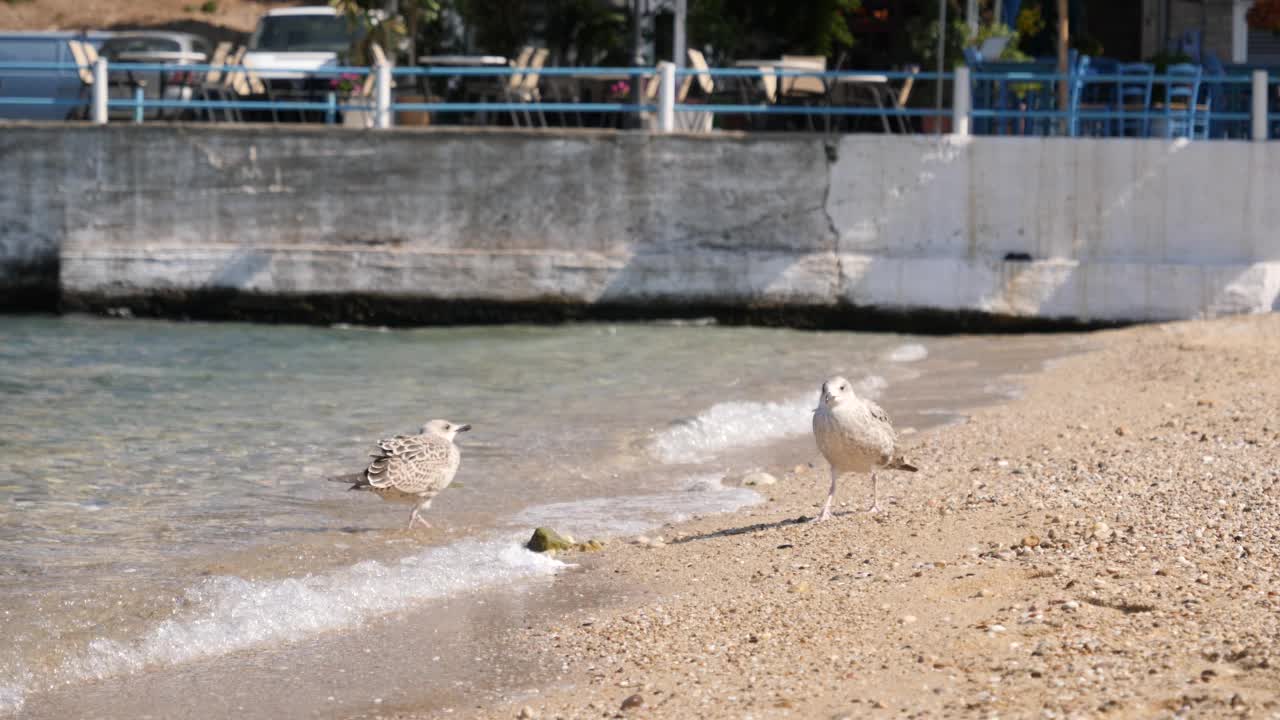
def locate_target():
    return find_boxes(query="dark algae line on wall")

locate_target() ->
[58,289,1124,334]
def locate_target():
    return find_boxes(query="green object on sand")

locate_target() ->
[526,527,574,553]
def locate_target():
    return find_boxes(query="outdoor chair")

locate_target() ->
[893,65,919,133]
[778,55,828,131]
[1160,63,1202,139]
[679,48,716,132]
[66,39,96,119]
[641,48,716,132]
[201,45,245,122]
[506,47,548,128]
[1069,56,1112,137]
[1115,62,1153,136]
[464,46,531,126]
[1199,53,1227,138]
[240,59,280,123]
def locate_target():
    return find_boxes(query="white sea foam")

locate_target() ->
[887,344,929,363]
[1,475,767,713]
[513,474,761,538]
[52,537,563,687]
[649,376,886,465]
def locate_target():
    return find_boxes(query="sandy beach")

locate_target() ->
[375,314,1280,720]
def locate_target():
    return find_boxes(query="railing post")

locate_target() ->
[1252,69,1268,142]
[374,62,392,129]
[91,58,108,125]
[952,65,971,137]
[133,87,145,124]
[326,91,337,126]
[657,61,675,133]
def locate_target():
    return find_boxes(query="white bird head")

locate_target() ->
[422,419,472,441]
[819,376,855,408]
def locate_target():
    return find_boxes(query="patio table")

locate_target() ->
[414,55,511,123]
[732,60,897,131]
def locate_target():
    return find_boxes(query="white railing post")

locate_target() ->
[374,62,393,129]
[91,58,108,125]
[952,65,971,137]
[133,86,145,124]
[1252,69,1268,142]
[657,61,675,133]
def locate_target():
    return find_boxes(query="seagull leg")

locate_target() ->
[812,468,838,523]
[408,499,433,529]
[867,473,882,514]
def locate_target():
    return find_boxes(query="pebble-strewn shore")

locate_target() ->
[387,315,1280,719]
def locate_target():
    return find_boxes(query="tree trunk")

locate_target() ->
[406,2,418,66]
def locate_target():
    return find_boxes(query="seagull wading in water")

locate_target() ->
[811,376,917,522]
[332,419,470,529]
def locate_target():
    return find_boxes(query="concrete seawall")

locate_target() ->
[2,124,1277,326]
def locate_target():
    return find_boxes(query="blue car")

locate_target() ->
[0,31,113,121]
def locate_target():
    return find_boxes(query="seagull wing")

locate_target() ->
[861,398,919,471]
[864,398,894,433]
[365,432,456,494]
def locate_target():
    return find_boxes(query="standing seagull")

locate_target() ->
[811,376,916,522]
[333,419,471,529]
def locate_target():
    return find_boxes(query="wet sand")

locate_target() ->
[378,315,1280,719]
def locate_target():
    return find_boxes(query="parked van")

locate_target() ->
[244,6,359,80]
[0,32,112,121]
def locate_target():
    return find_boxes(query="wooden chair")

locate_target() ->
[507,47,548,127]
[779,55,828,131]
[206,45,247,122]
[66,40,95,119]
[468,46,532,126]
[894,65,918,133]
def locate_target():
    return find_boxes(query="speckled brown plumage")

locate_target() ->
[339,419,471,529]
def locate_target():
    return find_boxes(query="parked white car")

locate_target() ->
[243,6,361,80]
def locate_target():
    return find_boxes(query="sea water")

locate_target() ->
[0,315,1073,717]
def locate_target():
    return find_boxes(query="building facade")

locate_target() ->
[1146,0,1278,64]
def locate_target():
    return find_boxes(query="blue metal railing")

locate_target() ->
[0,59,1272,139]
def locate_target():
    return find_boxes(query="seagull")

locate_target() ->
[332,419,471,529]
[811,376,917,522]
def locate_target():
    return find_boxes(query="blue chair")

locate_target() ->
[1161,63,1202,138]
[1070,56,1112,136]
[1200,53,1227,138]
[964,48,989,134]
[1172,30,1202,64]
[1115,62,1154,136]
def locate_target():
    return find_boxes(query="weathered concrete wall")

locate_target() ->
[0,124,1276,324]
[0,126,70,307]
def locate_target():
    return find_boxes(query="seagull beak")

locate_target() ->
[455,424,472,433]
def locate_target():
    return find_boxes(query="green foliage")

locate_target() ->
[542,0,629,65]
[688,0,860,60]
[907,2,1029,71]
[904,2,968,71]
[428,0,859,66]
[199,0,218,13]
[331,0,442,64]
[1015,4,1045,39]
